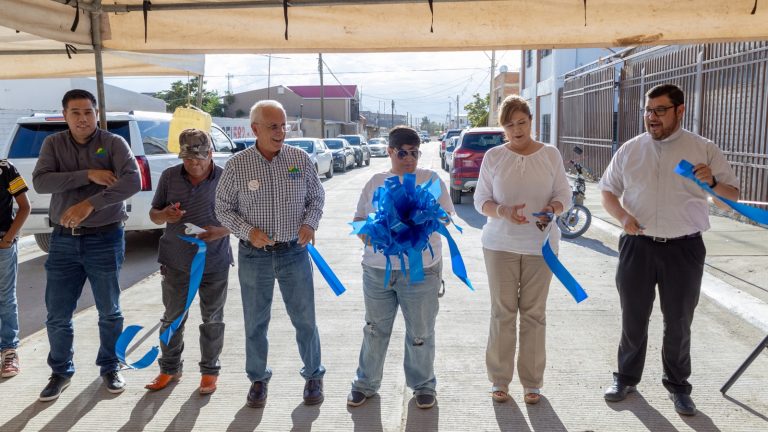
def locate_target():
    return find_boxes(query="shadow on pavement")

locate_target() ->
[605,392,678,432]
[290,401,320,431]
[348,394,383,432]
[526,396,567,431]
[0,396,56,432]
[404,396,439,431]
[493,399,532,432]
[454,202,485,230]
[680,409,722,432]
[722,394,768,423]
[118,383,178,432]
[565,236,618,257]
[164,389,212,432]
[38,377,122,431]
[226,405,263,431]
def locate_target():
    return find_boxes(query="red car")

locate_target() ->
[449,127,505,204]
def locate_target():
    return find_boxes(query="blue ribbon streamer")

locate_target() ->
[350,173,473,290]
[541,228,588,303]
[675,160,768,225]
[306,243,346,296]
[116,235,207,369]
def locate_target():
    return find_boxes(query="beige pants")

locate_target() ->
[483,248,552,391]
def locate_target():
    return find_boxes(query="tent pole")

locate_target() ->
[90,3,108,127]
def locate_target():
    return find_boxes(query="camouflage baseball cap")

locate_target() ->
[178,128,212,159]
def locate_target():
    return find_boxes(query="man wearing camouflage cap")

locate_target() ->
[145,128,232,395]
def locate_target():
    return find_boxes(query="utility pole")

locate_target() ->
[391,100,395,129]
[318,53,325,138]
[226,73,233,94]
[455,95,460,128]
[489,50,496,126]
[448,101,452,128]
[267,54,272,99]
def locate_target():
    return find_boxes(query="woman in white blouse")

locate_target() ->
[474,95,571,405]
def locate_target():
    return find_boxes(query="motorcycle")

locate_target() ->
[557,146,592,239]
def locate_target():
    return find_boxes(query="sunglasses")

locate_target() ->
[395,149,421,159]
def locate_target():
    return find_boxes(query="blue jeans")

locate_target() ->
[352,262,441,397]
[0,240,19,350]
[238,240,325,383]
[45,226,125,377]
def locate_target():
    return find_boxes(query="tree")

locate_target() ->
[464,93,489,127]
[155,77,227,116]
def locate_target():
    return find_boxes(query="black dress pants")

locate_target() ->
[614,234,705,395]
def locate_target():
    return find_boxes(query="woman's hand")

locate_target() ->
[498,203,529,225]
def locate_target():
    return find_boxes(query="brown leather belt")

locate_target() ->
[53,221,123,236]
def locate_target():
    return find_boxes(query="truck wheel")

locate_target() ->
[450,187,462,204]
[34,233,51,253]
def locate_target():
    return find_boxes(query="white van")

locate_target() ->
[1,111,236,252]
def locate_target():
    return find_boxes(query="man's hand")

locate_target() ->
[499,203,529,225]
[197,226,230,242]
[298,224,315,246]
[620,213,645,235]
[248,227,275,248]
[60,200,95,227]
[692,163,715,187]
[357,233,372,246]
[88,169,117,186]
[163,202,186,224]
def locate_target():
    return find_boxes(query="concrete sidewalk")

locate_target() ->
[1,145,767,431]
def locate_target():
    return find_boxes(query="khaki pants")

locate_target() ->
[483,248,552,391]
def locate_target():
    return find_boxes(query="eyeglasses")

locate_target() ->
[259,123,291,133]
[643,105,676,117]
[395,149,421,159]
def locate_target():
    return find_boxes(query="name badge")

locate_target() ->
[247,179,260,191]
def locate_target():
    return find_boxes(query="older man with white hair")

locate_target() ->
[215,100,326,408]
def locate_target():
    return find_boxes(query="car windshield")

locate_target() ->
[369,138,386,145]
[324,140,344,150]
[339,135,361,145]
[137,120,170,155]
[8,121,130,158]
[460,132,505,151]
[287,140,314,153]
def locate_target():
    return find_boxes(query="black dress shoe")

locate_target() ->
[39,374,71,402]
[303,378,324,405]
[604,379,636,402]
[247,381,268,408]
[670,393,697,416]
[102,370,126,394]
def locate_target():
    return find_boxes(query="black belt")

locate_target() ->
[639,232,701,243]
[53,221,123,236]
[242,239,297,252]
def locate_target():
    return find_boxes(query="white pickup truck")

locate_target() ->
[1,111,237,252]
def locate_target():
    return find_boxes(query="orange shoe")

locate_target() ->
[199,374,218,395]
[145,372,182,391]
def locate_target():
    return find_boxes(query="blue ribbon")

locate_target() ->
[306,243,346,296]
[675,160,768,225]
[116,235,207,369]
[541,226,588,303]
[350,173,473,290]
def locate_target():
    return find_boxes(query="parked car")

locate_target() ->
[449,127,505,204]
[1,111,236,252]
[338,134,371,167]
[284,138,334,179]
[367,137,388,157]
[232,137,256,153]
[443,136,459,172]
[440,128,463,167]
[322,138,356,172]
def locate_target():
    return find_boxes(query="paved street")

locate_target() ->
[1,143,766,431]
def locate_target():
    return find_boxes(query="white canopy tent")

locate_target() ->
[1,0,767,117]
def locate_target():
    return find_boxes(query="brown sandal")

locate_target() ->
[524,390,541,405]
[491,387,510,403]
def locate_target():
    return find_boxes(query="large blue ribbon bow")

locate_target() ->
[538,216,588,303]
[350,173,473,290]
[675,160,768,225]
[116,235,206,369]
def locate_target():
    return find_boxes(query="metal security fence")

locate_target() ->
[559,43,768,206]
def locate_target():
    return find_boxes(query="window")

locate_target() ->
[137,120,170,155]
[540,49,552,58]
[540,114,551,144]
[8,121,130,158]
[526,50,533,68]
[210,126,233,153]
[459,132,505,151]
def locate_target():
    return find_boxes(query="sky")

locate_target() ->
[105,51,520,123]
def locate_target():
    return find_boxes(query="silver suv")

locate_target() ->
[1,111,235,252]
